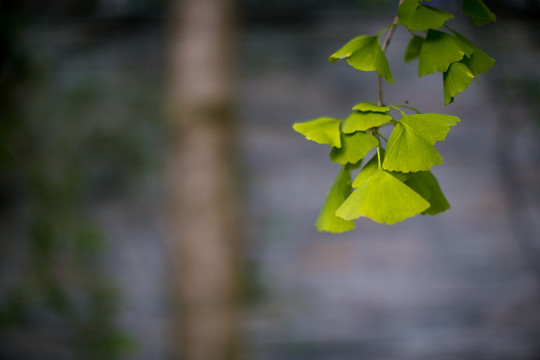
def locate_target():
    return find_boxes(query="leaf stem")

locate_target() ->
[390,104,421,114]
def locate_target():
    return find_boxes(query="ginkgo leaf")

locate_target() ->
[352,151,408,187]
[404,34,424,62]
[450,30,495,76]
[330,131,378,165]
[443,62,475,105]
[315,166,355,233]
[405,171,450,215]
[352,102,390,113]
[418,30,473,77]
[329,35,394,83]
[293,117,342,148]
[398,0,454,31]
[382,121,443,172]
[400,113,460,144]
[463,0,496,26]
[342,111,392,133]
[352,152,379,187]
[336,168,430,224]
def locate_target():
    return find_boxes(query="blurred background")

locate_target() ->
[1,0,540,359]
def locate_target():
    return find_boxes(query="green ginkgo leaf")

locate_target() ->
[405,171,450,215]
[463,0,496,26]
[336,168,430,224]
[330,131,378,165]
[329,35,394,83]
[418,30,473,77]
[383,121,443,172]
[342,111,392,133]
[293,117,342,147]
[352,151,408,187]
[450,30,495,76]
[443,62,475,105]
[404,34,424,62]
[400,113,460,144]
[398,0,454,31]
[316,166,355,233]
[352,102,390,113]
[352,152,379,187]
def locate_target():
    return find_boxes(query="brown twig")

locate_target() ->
[377,15,400,106]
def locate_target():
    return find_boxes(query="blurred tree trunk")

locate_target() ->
[165,0,240,360]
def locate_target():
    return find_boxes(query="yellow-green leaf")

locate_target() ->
[382,121,443,172]
[292,117,342,148]
[405,171,450,215]
[329,35,394,83]
[316,166,355,233]
[418,30,473,77]
[400,113,460,144]
[450,30,495,76]
[443,62,475,105]
[329,131,378,165]
[352,102,390,113]
[336,168,430,224]
[404,34,424,62]
[398,0,454,31]
[352,151,408,187]
[342,111,392,133]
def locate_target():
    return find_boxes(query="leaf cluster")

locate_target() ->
[293,0,496,232]
[294,106,457,230]
[400,0,496,104]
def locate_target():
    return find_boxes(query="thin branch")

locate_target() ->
[381,16,400,53]
[377,15,399,106]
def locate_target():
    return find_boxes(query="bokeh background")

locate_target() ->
[1,0,540,359]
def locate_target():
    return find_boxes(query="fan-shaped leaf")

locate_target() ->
[352,153,379,187]
[398,0,454,31]
[316,166,355,233]
[330,131,378,165]
[329,35,394,83]
[342,111,392,133]
[463,0,496,26]
[443,62,475,105]
[405,171,450,215]
[352,151,408,187]
[336,168,430,224]
[404,35,424,62]
[293,117,342,148]
[450,30,495,76]
[418,30,473,77]
[383,121,443,172]
[400,113,460,144]
[352,102,390,113]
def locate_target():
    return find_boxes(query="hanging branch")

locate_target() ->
[293,0,496,232]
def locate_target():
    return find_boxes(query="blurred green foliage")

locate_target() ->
[0,3,161,358]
